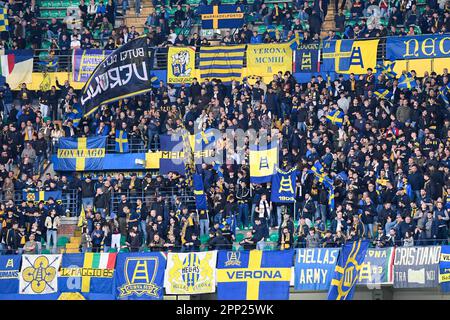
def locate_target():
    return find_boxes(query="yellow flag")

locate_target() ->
[77,205,85,227]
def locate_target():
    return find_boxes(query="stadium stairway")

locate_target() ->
[124,0,155,33]
[320,4,336,38]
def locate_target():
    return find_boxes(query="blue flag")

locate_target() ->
[22,190,62,203]
[115,130,129,153]
[270,167,297,203]
[115,252,166,300]
[55,136,106,171]
[327,240,370,300]
[216,250,294,300]
[199,5,244,29]
[374,89,393,100]
[193,173,207,210]
[438,85,450,105]
[325,109,344,128]
[398,72,417,89]
[0,255,21,298]
[159,134,186,175]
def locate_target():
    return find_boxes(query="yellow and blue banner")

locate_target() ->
[59,253,117,300]
[327,240,370,300]
[164,251,217,295]
[55,136,106,171]
[325,109,344,128]
[398,72,418,89]
[322,39,379,74]
[374,88,393,100]
[115,130,129,153]
[246,43,293,82]
[159,134,186,174]
[249,142,278,184]
[270,167,297,203]
[199,45,245,84]
[167,46,196,84]
[0,8,8,32]
[216,250,293,300]
[58,252,117,300]
[0,256,21,299]
[72,49,113,83]
[199,5,244,29]
[115,252,166,300]
[293,43,320,73]
[386,34,450,61]
[22,190,62,203]
[193,173,207,210]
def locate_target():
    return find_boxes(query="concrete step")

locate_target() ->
[65,248,80,253]
[70,237,81,244]
[66,242,81,249]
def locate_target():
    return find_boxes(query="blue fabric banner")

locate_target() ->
[72,49,113,83]
[216,250,293,300]
[0,255,21,298]
[327,240,370,300]
[294,248,340,291]
[440,245,450,292]
[159,134,186,175]
[270,168,298,203]
[115,252,166,300]
[55,136,106,171]
[294,46,320,73]
[199,5,244,29]
[386,34,450,60]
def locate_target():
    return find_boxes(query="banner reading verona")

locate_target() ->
[246,43,293,81]
[439,245,450,292]
[386,34,450,60]
[55,136,106,171]
[294,248,340,291]
[393,246,441,288]
[81,37,155,117]
[115,252,166,300]
[72,49,113,83]
[357,248,395,286]
[216,250,293,300]
[322,39,379,74]
[164,251,217,295]
[167,46,196,84]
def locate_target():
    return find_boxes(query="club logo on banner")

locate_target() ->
[19,255,62,294]
[322,39,379,74]
[164,251,217,294]
[327,240,369,300]
[357,248,395,286]
[249,142,279,184]
[246,43,293,81]
[167,47,196,84]
[0,256,21,297]
[386,34,450,60]
[55,136,106,171]
[81,37,155,117]
[393,246,441,288]
[115,252,166,300]
[216,250,293,300]
[271,167,298,203]
[294,248,340,291]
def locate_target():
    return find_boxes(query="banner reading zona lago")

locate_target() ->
[80,36,155,117]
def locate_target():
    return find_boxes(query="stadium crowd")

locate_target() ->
[0,0,448,255]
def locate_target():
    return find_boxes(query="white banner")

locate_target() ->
[19,254,62,294]
[164,251,217,295]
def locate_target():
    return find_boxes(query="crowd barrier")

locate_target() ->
[17,33,450,91]
[0,245,449,300]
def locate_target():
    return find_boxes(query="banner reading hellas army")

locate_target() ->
[246,43,293,81]
[164,251,217,295]
[80,36,155,117]
[167,46,196,84]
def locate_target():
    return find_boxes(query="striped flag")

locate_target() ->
[199,45,245,84]
[0,53,14,77]
[81,252,117,293]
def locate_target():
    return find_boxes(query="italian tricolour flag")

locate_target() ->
[0,54,14,77]
[81,252,117,292]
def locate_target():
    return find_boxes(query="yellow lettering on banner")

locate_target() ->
[76,138,87,171]
[404,39,420,58]
[439,37,450,55]
[421,38,436,56]
[245,43,292,82]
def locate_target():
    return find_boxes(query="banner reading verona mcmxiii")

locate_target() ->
[80,37,154,117]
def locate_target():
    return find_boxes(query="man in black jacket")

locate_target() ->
[81,176,95,209]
